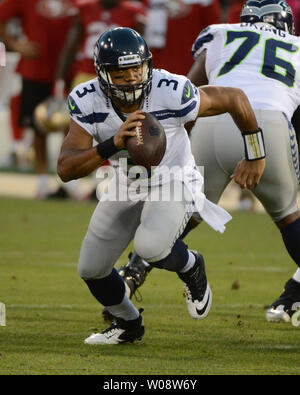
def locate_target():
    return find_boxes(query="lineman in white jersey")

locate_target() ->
[58,27,265,344]
[188,0,300,323]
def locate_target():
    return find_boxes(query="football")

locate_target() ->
[126,113,166,171]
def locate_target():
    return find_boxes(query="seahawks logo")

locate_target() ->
[181,80,195,104]
[67,95,81,115]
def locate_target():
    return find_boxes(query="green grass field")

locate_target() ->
[1,196,300,375]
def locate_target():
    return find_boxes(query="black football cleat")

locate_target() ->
[45,186,69,199]
[177,251,212,319]
[85,309,145,345]
[266,278,300,322]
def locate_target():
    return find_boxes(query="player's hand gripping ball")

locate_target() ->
[126,113,166,171]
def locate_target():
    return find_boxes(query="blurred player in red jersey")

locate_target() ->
[0,18,25,168]
[0,0,76,198]
[55,0,147,88]
[142,0,221,76]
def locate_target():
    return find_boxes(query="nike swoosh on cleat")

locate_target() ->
[105,333,117,339]
[196,289,211,316]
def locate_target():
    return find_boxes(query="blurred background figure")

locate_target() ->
[143,0,221,75]
[0,18,27,169]
[0,0,77,198]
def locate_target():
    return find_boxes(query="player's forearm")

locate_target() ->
[199,86,258,132]
[57,147,104,182]
[198,86,264,161]
[223,88,265,162]
[226,88,259,133]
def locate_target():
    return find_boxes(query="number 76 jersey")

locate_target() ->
[192,23,300,121]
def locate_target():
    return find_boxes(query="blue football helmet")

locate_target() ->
[240,0,295,35]
[94,27,153,106]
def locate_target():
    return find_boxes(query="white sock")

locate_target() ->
[11,140,21,153]
[37,174,49,197]
[179,250,196,273]
[292,268,300,283]
[141,259,150,267]
[107,293,139,321]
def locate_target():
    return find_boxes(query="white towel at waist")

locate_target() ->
[102,160,232,233]
[171,161,232,233]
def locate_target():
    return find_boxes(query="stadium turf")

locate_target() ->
[0,197,300,375]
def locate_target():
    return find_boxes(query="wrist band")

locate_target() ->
[96,136,119,159]
[242,128,266,161]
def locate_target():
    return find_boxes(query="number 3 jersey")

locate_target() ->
[192,23,300,121]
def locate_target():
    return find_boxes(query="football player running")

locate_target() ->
[187,0,300,323]
[58,27,265,344]
[109,0,300,325]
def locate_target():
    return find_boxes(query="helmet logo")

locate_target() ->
[118,55,141,67]
[263,15,275,24]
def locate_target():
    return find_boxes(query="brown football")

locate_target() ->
[126,113,166,171]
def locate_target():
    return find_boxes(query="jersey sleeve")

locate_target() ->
[153,73,200,125]
[177,78,200,124]
[192,24,218,60]
[67,83,98,137]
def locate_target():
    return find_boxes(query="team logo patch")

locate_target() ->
[68,95,81,115]
[181,80,194,104]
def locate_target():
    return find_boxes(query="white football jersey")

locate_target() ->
[192,23,300,121]
[68,68,200,170]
